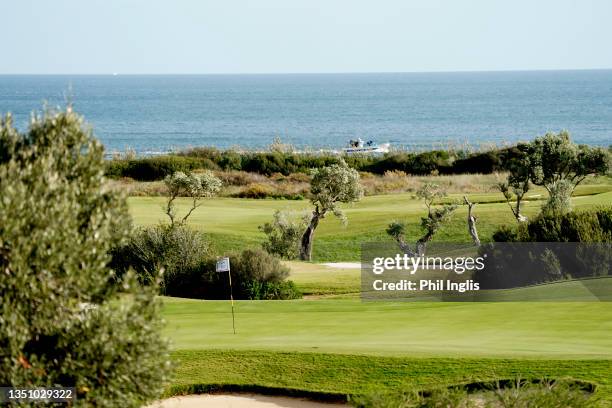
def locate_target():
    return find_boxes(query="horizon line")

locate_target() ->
[1,68,612,76]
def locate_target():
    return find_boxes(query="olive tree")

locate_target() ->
[299,162,363,261]
[497,147,531,222]
[498,132,609,219]
[259,210,309,259]
[164,170,222,226]
[0,110,171,407]
[113,170,221,291]
[387,183,457,256]
[528,131,609,215]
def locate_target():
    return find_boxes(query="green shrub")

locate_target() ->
[450,151,502,174]
[0,109,171,407]
[351,380,598,408]
[491,225,519,242]
[229,248,290,285]
[259,210,309,259]
[540,179,574,216]
[493,207,612,243]
[244,280,302,300]
[168,249,300,300]
[106,144,564,181]
[106,156,218,181]
[351,387,473,408]
[528,207,611,242]
[111,224,209,293]
[478,207,612,288]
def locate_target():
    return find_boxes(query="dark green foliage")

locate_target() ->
[451,151,499,174]
[411,150,451,175]
[0,110,171,407]
[115,231,300,299]
[527,131,610,215]
[209,249,297,300]
[106,145,547,181]
[260,210,308,259]
[477,207,612,288]
[494,207,612,243]
[491,225,519,242]
[244,280,302,300]
[164,249,300,300]
[110,224,210,293]
[106,155,218,181]
[362,151,451,175]
[351,379,598,408]
[351,387,472,408]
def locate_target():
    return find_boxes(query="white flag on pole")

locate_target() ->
[216,257,230,273]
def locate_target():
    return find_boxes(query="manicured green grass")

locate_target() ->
[128,188,612,262]
[137,183,612,400]
[162,297,612,359]
[284,261,360,296]
[168,350,612,399]
[162,296,612,399]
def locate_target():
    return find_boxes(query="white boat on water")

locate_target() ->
[342,138,390,154]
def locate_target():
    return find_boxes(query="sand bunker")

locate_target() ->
[321,262,360,269]
[147,393,347,408]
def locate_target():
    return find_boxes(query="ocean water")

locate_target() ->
[0,71,610,153]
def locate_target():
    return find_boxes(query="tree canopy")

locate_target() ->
[0,109,171,407]
[300,162,363,260]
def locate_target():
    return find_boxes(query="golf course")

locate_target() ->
[128,181,612,262]
[126,181,612,402]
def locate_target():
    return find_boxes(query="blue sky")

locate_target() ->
[2,0,611,74]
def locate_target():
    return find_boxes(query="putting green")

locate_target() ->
[162,295,612,359]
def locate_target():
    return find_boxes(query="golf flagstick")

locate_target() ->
[228,267,236,335]
[216,257,236,334]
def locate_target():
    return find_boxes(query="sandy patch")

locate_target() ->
[321,262,361,269]
[147,394,347,408]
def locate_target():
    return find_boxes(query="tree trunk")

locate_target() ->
[463,196,480,246]
[514,194,528,223]
[299,212,321,261]
[394,236,417,257]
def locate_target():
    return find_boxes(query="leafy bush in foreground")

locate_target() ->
[0,110,171,407]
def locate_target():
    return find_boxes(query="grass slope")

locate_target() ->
[169,350,612,399]
[128,188,612,262]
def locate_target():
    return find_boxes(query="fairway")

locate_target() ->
[128,187,612,262]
